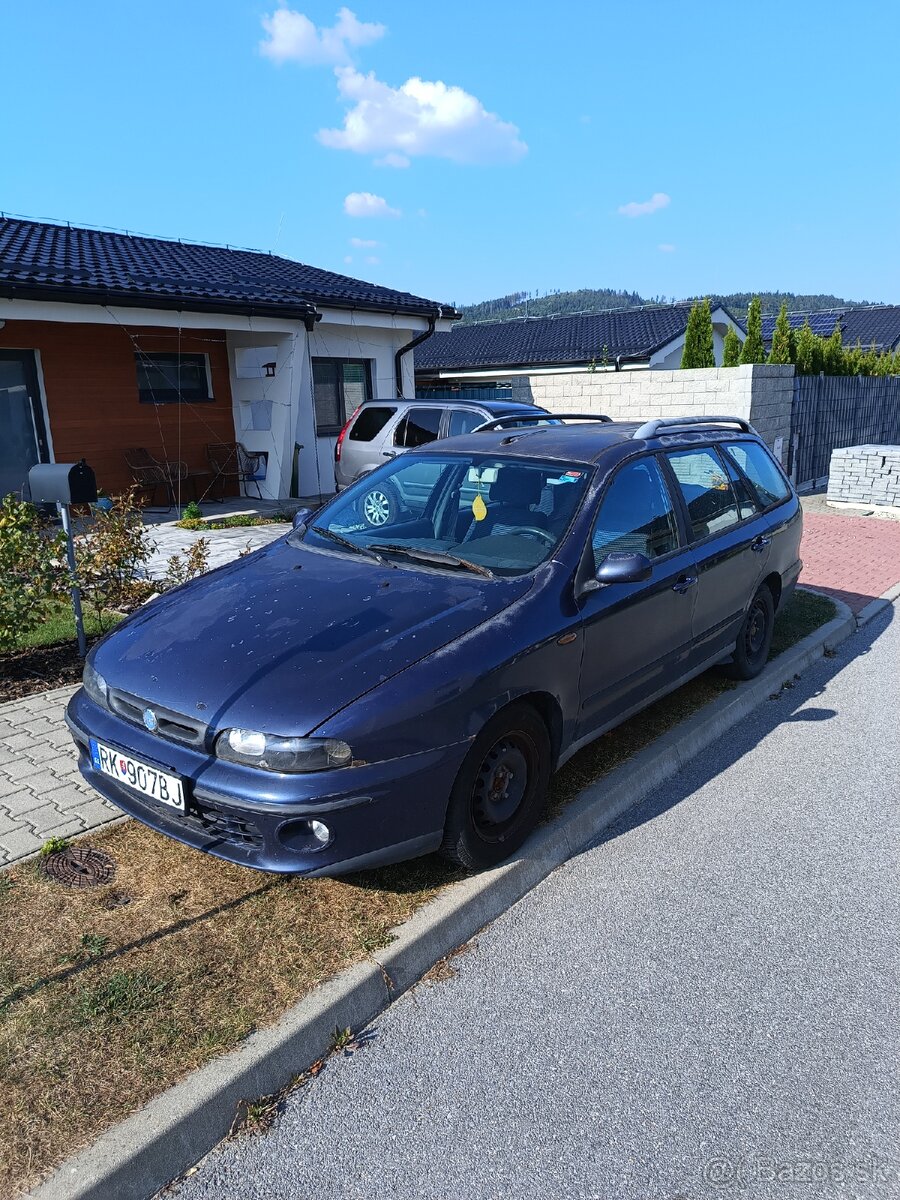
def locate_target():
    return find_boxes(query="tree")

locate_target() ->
[722,325,742,366]
[680,298,715,368]
[794,319,823,375]
[739,297,767,364]
[767,302,795,365]
[822,323,845,375]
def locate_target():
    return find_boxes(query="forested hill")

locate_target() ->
[458,289,874,325]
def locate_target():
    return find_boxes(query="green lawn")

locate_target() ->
[12,605,122,651]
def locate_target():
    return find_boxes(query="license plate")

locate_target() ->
[89,739,185,811]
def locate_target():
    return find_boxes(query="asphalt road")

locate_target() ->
[170,609,900,1200]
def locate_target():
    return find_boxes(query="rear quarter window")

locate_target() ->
[723,441,792,507]
[348,406,396,441]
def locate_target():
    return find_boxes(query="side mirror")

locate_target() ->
[292,506,313,531]
[595,551,652,585]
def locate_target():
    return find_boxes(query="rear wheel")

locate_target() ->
[359,483,398,528]
[725,584,775,680]
[440,703,551,870]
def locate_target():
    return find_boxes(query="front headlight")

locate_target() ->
[215,728,353,773]
[82,660,108,708]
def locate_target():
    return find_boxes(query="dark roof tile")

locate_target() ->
[0,217,455,320]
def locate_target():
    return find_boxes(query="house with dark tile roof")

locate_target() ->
[760,305,900,353]
[414,304,744,395]
[0,216,456,499]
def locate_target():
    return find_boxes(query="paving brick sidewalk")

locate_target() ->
[0,686,119,865]
[800,510,900,613]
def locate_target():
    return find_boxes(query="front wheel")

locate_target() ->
[440,703,551,870]
[359,483,399,528]
[725,584,775,680]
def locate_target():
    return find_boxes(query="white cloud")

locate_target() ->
[343,191,401,218]
[375,151,411,168]
[658,243,676,253]
[349,236,379,247]
[318,67,527,165]
[260,6,384,65]
[364,254,380,264]
[617,192,671,218]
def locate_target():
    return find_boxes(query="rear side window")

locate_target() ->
[394,407,443,448]
[666,448,740,541]
[592,457,679,569]
[723,441,791,507]
[447,409,487,437]
[348,406,396,441]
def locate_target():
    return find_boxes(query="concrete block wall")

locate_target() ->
[827,444,900,507]
[512,364,795,464]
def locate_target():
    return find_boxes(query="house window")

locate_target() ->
[136,353,212,403]
[312,358,372,435]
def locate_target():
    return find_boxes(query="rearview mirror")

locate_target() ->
[596,551,652,585]
[292,507,313,531]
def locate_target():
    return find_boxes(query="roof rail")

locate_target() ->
[472,412,613,432]
[632,415,756,441]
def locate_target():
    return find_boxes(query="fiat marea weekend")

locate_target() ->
[66,414,801,875]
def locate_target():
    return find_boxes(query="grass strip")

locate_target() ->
[0,588,835,1195]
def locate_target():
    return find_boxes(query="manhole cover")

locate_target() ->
[43,847,117,889]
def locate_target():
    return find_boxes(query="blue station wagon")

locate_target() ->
[66,415,802,875]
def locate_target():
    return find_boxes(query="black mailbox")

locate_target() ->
[28,460,98,505]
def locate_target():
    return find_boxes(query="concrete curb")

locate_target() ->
[30,595,857,1200]
[856,580,900,627]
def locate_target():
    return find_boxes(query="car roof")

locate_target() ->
[361,397,543,415]
[418,419,761,467]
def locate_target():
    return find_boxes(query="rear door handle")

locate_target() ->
[672,575,698,594]
[751,535,772,553]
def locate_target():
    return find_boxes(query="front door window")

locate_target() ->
[0,351,48,500]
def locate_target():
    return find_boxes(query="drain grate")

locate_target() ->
[43,847,117,889]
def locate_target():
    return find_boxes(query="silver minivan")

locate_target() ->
[334,397,554,527]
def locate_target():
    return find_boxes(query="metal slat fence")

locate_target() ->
[790,374,900,487]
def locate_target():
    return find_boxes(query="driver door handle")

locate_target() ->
[751,535,771,552]
[672,575,698,594]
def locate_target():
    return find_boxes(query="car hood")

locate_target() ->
[92,538,533,735]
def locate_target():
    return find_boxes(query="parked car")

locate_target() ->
[66,415,801,876]
[333,396,557,526]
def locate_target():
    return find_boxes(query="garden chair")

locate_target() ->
[206,442,264,500]
[123,448,188,510]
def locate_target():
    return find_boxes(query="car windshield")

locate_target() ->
[297,453,592,576]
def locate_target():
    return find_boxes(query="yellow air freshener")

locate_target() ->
[472,493,487,521]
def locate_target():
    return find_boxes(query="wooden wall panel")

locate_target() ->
[0,319,237,496]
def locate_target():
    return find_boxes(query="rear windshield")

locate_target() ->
[349,406,396,441]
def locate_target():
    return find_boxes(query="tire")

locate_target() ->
[725,584,775,680]
[440,703,551,870]
[359,483,399,528]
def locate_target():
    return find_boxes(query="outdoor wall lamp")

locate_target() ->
[263,362,276,377]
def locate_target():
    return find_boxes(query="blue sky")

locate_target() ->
[3,1,898,307]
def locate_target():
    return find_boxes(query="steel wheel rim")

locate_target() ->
[363,490,390,526]
[745,597,768,657]
[471,733,535,840]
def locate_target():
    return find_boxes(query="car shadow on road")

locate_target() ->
[585,605,894,855]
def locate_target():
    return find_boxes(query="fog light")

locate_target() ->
[310,819,330,844]
[278,818,332,853]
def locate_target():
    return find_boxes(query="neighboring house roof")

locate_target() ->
[0,216,456,322]
[415,304,735,373]
[761,305,900,351]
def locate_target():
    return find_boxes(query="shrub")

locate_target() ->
[722,326,742,367]
[767,302,796,365]
[162,538,211,589]
[680,299,715,368]
[739,298,767,364]
[77,489,154,630]
[181,500,203,521]
[0,495,68,652]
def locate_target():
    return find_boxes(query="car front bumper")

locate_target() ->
[65,688,468,875]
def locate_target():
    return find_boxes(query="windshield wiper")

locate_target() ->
[311,525,392,566]
[371,543,494,578]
